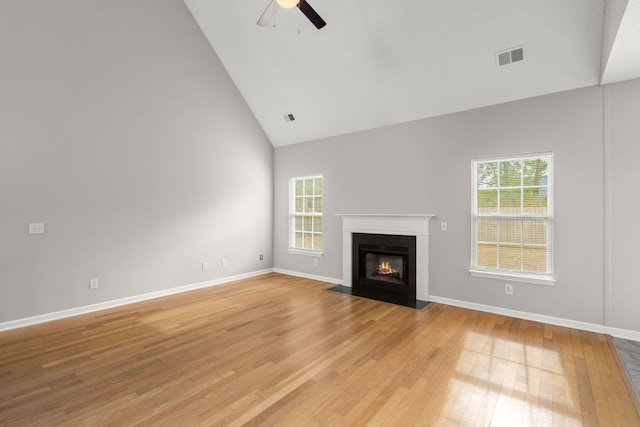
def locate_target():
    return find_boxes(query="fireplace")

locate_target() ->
[335,214,435,309]
[352,233,416,306]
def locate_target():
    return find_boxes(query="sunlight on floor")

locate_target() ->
[436,330,583,425]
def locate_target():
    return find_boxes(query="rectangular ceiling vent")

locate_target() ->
[497,46,525,67]
[283,113,296,123]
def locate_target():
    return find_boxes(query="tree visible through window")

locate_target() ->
[290,176,323,253]
[472,154,553,276]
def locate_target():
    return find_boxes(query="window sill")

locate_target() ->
[287,248,324,257]
[469,269,556,286]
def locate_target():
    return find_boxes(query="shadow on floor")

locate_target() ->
[613,337,640,402]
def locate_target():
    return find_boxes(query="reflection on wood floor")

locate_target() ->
[1,273,638,426]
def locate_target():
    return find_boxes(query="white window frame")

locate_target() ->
[288,175,323,256]
[469,153,556,286]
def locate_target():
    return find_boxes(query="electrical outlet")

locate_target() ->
[441,221,448,232]
[259,254,264,261]
[505,284,514,295]
[202,262,208,271]
[89,278,99,290]
[29,223,45,234]
[313,259,318,267]
[221,259,227,267]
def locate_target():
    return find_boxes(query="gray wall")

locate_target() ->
[2,1,637,335]
[0,0,273,322]
[275,82,639,332]
[608,78,640,332]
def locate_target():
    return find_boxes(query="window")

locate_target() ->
[470,154,554,285]
[289,175,323,254]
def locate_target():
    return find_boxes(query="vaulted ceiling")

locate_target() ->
[184,0,640,147]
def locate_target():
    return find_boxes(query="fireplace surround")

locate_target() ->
[336,214,435,308]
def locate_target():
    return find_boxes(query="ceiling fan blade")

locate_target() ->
[297,0,326,29]
[257,0,279,27]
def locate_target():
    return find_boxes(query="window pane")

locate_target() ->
[477,218,497,242]
[498,244,522,270]
[313,234,323,251]
[291,176,323,252]
[523,158,548,186]
[304,179,314,196]
[523,245,548,273]
[477,244,497,268]
[500,188,521,214]
[478,189,497,214]
[523,188,547,214]
[499,219,521,244]
[473,155,551,275]
[522,219,547,245]
[500,160,522,187]
[303,233,312,249]
[477,162,497,188]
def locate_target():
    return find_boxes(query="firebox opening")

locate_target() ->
[365,253,404,284]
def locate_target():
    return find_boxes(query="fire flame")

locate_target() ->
[377,261,398,275]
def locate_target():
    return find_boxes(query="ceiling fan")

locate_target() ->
[257,0,326,30]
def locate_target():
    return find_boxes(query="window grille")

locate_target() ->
[290,176,323,253]
[472,154,553,278]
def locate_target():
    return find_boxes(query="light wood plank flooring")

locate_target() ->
[1,273,638,426]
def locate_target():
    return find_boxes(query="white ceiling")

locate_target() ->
[602,0,640,84]
[183,0,639,147]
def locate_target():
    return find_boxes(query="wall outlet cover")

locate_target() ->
[29,223,45,234]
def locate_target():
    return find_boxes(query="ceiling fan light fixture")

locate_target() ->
[257,0,326,29]
[276,0,299,9]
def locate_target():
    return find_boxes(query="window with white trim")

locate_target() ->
[289,175,323,254]
[471,154,554,283]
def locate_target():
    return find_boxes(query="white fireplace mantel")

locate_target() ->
[336,214,436,301]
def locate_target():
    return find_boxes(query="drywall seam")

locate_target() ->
[603,84,613,327]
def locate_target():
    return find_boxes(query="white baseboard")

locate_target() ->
[607,327,640,342]
[4,269,639,343]
[0,269,275,332]
[429,295,640,341]
[270,270,640,341]
[273,268,343,285]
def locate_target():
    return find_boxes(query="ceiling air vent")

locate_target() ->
[497,46,525,67]
[283,113,296,123]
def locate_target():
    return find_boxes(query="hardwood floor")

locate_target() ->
[1,273,638,426]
